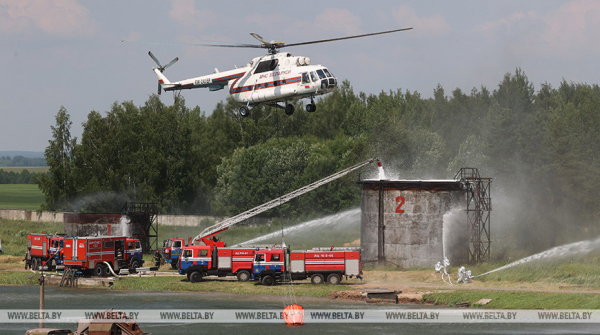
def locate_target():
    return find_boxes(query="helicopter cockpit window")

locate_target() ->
[310,71,318,82]
[302,72,310,84]
[316,69,327,79]
[255,59,279,74]
[323,69,333,78]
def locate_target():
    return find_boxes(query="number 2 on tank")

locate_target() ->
[395,196,405,213]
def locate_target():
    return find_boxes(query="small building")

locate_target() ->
[359,168,491,267]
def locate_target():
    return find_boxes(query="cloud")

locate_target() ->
[539,0,600,57]
[243,8,362,41]
[315,8,362,35]
[391,6,450,37]
[168,0,218,29]
[474,0,600,59]
[475,12,537,39]
[0,0,95,37]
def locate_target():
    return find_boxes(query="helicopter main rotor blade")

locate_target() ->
[283,27,413,48]
[126,40,262,49]
[250,33,270,46]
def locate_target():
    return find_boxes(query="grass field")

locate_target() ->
[0,219,62,255]
[0,166,49,173]
[0,184,44,210]
[422,290,600,309]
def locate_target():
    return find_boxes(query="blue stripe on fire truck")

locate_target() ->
[254,261,284,273]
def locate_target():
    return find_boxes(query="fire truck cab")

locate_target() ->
[125,238,143,263]
[178,245,212,283]
[163,237,186,269]
[252,248,288,286]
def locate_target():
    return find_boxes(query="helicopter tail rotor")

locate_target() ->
[148,51,178,95]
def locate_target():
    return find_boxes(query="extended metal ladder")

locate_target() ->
[193,158,377,243]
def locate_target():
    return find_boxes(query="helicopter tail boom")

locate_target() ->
[149,51,179,94]
[152,68,175,94]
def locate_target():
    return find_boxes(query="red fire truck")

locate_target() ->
[179,244,363,285]
[253,247,363,286]
[62,236,144,276]
[178,245,262,283]
[25,233,66,271]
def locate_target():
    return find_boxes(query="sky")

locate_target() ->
[1,0,600,152]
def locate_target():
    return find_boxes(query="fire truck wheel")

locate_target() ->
[237,270,251,282]
[103,264,112,277]
[94,263,104,277]
[327,274,341,285]
[261,275,275,286]
[171,260,179,269]
[189,271,202,283]
[130,259,140,272]
[311,274,325,285]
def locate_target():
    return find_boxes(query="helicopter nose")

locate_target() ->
[321,77,337,90]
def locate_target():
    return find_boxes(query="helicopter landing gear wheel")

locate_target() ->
[306,103,316,113]
[285,104,295,116]
[239,105,250,117]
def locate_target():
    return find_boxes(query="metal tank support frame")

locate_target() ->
[121,202,159,253]
[454,168,492,264]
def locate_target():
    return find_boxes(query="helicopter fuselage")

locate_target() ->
[153,52,337,108]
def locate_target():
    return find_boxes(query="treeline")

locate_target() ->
[0,155,46,167]
[38,69,600,253]
[0,169,43,184]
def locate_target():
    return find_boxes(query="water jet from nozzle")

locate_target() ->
[377,160,387,180]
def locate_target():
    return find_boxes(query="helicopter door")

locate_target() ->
[302,72,310,84]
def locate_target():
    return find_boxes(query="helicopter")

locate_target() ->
[137,28,412,117]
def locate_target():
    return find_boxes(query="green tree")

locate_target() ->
[35,107,78,211]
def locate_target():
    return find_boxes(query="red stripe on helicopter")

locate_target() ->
[230,76,302,95]
[213,72,246,84]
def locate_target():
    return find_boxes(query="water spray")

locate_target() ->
[473,236,600,278]
[377,160,387,180]
[234,208,360,246]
